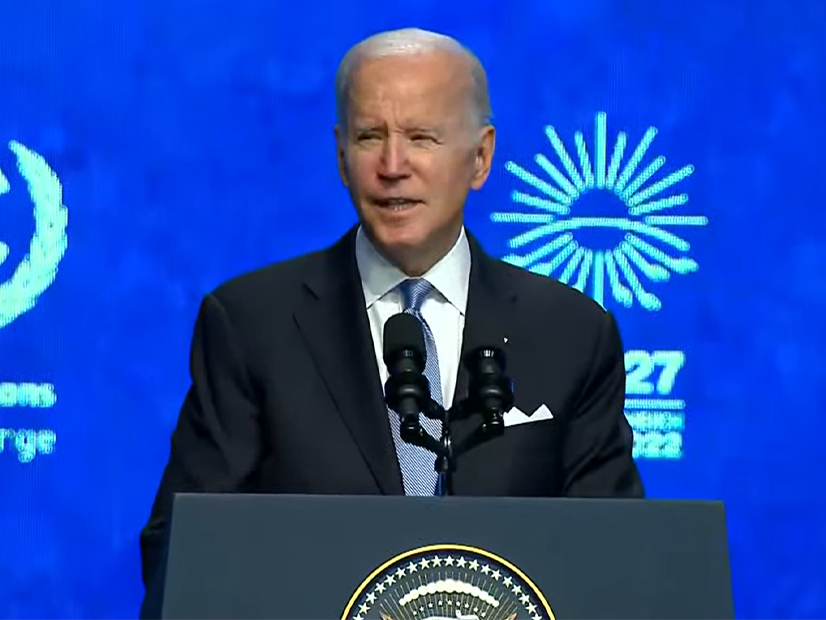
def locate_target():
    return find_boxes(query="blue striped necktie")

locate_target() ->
[387,277,443,496]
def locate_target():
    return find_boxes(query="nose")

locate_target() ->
[378,134,410,180]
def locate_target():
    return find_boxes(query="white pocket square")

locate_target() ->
[503,403,554,427]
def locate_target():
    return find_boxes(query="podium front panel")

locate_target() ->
[159,494,733,620]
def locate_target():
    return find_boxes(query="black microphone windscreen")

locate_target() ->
[383,312,426,366]
[463,320,507,370]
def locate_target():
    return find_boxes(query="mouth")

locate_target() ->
[372,197,423,211]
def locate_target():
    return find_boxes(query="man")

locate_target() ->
[139,26,643,603]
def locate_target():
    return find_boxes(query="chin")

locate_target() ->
[368,219,431,251]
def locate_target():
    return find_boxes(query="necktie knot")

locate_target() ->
[399,278,435,313]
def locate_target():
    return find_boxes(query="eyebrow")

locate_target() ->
[350,123,446,138]
[405,126,441,134]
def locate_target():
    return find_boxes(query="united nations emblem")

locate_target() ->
[341,544,555,620]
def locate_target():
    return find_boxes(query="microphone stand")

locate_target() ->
[429,400,454,496]
[405,396,510,497]
[392,346,515,497]
[400,400,455,495]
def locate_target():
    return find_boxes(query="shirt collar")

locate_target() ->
[355,225,471,314]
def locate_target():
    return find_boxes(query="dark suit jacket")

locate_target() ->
[139,225,642,597]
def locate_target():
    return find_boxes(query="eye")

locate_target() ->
[356,131,381,143]
[410,134,437,144]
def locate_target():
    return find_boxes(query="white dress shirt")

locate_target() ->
[355,226,471,408]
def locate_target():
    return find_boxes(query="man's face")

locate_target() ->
[335,51,495,274]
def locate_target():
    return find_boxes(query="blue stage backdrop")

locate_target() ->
[1,0,825,618]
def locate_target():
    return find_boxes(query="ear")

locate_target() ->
[334,124,350,188]
[470,124,496,190]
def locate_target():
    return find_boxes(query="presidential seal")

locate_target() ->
[341,544,554,620]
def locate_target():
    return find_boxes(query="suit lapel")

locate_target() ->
[451,233,518,411]
[294,228,404,495]
[449,234,518,492]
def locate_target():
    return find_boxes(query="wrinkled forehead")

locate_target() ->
[345,53,475,127]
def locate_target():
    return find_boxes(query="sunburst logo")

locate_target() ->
[0,140,68,329]
[492,112,707,311]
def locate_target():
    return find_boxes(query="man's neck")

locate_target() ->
[356,224,471,313]
[382,229,464,277]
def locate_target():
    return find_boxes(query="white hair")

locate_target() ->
[334,27,492,129]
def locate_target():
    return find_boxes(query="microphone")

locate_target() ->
[461,330,514,438]
[382,313,437,447]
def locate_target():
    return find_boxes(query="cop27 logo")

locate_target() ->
[0,141,68,329]
[493,112,707,311]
